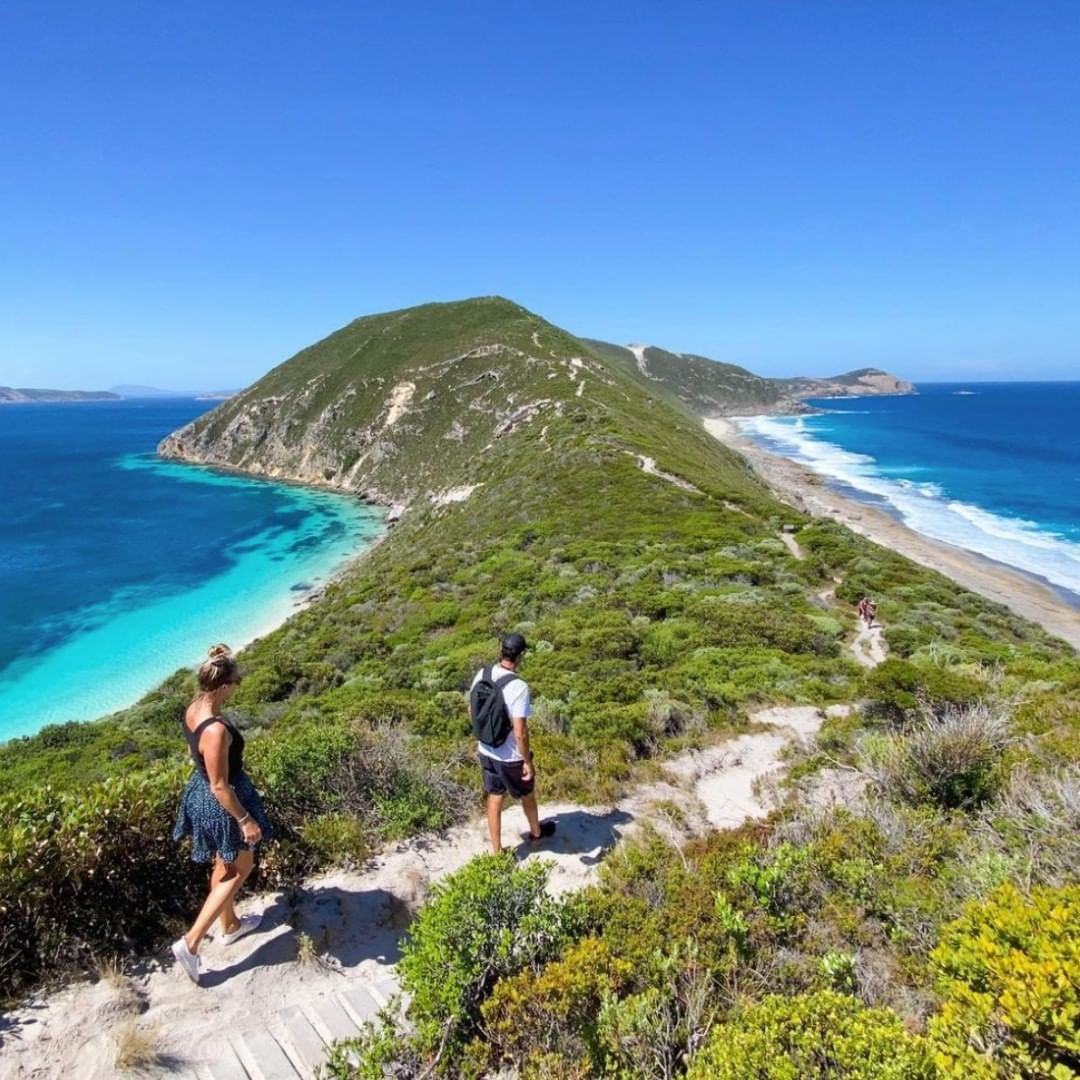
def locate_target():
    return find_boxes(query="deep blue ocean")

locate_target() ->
[0,400,382,741]
[737,382,1080,603]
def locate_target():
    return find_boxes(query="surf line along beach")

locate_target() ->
[703,416,1080,652]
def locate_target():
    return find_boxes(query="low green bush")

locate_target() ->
[472,936,633,1077]
[0,762,205,997]
[397,854,585,1062]
[928,882,1080,1079]
[864,659,985,725]
[686,991,936,1080]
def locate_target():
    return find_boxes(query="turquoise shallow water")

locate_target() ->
[0,400,382,741]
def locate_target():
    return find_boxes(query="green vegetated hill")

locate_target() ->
[2,299,1078,1078]
[583,338,916,417]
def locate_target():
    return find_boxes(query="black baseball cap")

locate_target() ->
[500,632,528,660]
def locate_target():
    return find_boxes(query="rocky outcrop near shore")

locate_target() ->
[779,367,917,399]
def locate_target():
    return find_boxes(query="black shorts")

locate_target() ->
[479,754,535,798]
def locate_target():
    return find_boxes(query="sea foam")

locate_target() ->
[738,414,1080,599]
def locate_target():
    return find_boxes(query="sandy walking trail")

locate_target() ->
[4,707,830,1080]
[852,618,888,669]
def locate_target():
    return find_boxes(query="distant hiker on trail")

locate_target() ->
[171,644,272,985]
[858,597,877,628]
[471,632,556,855]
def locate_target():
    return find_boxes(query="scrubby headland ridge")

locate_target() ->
[2,297,1077,1079]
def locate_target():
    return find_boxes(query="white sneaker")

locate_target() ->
[171,938,201,985]
[220,912,263,946]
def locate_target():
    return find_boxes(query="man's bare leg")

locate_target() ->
[486,793,505,854]
[521,793,541,839]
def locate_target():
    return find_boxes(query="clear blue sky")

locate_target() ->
[2,2,1078,389]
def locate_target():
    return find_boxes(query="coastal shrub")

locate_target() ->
[248,717,463,843]
[639,619,705,666]
[597,941,717,1079]
[977,764,1080,886]
[726,841,813,917]
[861,703,1012,810]
[686,991,935,1080]
[864,659,984,725]
[571,703,652,754]
[696,602,825,654]
[397,854,585,1057]
[472,937,633,1077]
[928,882,1080,1079]
[0,762,205,998]
[300,812,370,866]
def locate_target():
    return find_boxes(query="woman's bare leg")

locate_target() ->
[184,849,253,953]
[217,855,254,934]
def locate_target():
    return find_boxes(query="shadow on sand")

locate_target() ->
[187,806,637,986]
[513,807,635,865]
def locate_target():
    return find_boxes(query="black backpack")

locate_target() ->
[470,666,521,747]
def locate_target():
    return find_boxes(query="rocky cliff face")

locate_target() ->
[158,298,620,511]
[780,368,917,400]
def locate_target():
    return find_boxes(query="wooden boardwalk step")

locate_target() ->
[367,975,401,1007]
[233,1028,299,1080]
[302,995,360,1045]
[202,1048,252,1080]
[275,1005,327,1079]
[338,984,381,1028]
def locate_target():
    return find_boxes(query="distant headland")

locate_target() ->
[0,387,121,403]
[0,385,238,404]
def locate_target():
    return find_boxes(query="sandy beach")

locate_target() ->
[704,417,1080,652]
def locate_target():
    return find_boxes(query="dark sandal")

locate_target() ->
[526,821,557,843]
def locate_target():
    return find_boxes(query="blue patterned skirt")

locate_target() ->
[173,770,273,864]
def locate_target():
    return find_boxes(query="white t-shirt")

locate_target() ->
[472,664,531,762]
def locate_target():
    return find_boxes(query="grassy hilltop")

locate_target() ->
[1,299,1077,1076]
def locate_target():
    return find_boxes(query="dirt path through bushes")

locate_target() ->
[852,618,888,669]
[4,708,829,1080]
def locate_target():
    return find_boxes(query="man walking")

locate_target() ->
[470,632,556,854]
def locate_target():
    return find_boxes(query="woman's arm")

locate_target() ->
[201,724,251,821]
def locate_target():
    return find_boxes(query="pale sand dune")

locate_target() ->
[704,417,1080,651]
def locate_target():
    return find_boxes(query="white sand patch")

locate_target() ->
[780,531,805,560]
[627,344,651,377]
[852,618,888,668]
[383,382,415,429]
[430,485,481,507]
[703,416,737,440]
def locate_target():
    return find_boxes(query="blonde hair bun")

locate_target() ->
[198,643,239,692]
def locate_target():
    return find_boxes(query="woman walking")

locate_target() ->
[171,644,271,985]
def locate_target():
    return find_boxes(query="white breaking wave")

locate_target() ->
[736,415,1080,598]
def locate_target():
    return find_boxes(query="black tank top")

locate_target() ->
[182,715,245,780]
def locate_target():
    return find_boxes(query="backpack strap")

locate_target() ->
[489,664,521,687]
